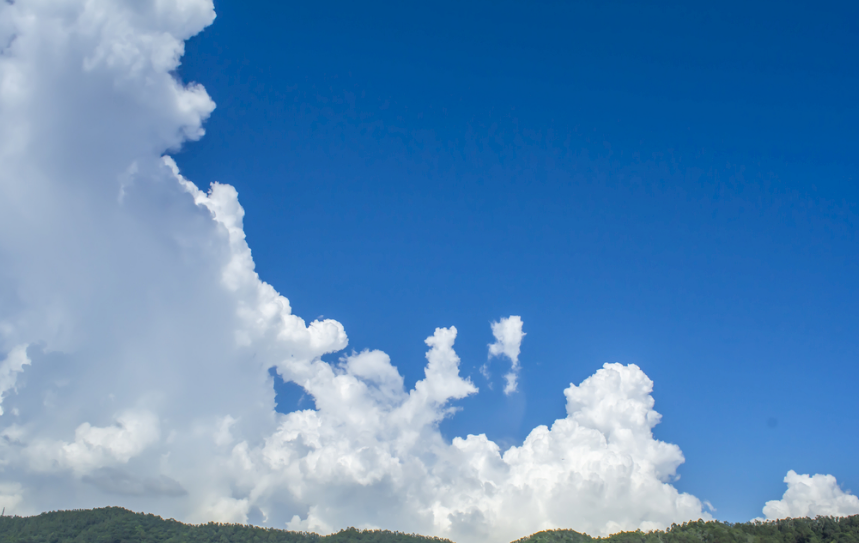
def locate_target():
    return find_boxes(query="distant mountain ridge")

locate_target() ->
[1,507,857,543]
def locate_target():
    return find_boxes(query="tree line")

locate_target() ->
[0,507,452,543]
[1,506,858,543]
[515,516,859,543]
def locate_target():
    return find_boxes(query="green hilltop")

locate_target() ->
[1,507,858,543]
[513,516,859,543]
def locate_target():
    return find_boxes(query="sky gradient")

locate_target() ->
[174,0,859,522]
[0,0,857,538]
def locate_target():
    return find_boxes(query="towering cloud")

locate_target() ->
[761,471,859,520]
[0,1,837,541]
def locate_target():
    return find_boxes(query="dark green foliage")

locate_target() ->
[515,516,859,543]
[1,508,857,543]
[0,507,451,543]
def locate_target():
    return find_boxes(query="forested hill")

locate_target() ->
[0,507,452,543]
[1,507,858,543]
[515,516,859,543]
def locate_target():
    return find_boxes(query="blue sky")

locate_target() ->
[3,0,857,535]
[171,0,859,524]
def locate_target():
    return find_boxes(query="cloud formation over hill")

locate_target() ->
[761,472,859,521]
[0,0,854,541]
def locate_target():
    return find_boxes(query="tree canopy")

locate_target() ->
[515,516,859,543]
[1,507,858,543]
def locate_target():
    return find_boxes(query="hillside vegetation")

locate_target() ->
[0,508,451,543]
[0,507,858,543]
[514,516,859,543]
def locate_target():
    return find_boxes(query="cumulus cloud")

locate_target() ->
[0,0,730,540]
[26,410,161,476]
[761,471,859,520]
[485,316,525,395]
[0,345,30,416]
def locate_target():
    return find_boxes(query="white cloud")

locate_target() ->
[761,471,859,520]
[485,316,525,395]
[0,345,30,416]
[0,0,803,540]
[26,410,161,476]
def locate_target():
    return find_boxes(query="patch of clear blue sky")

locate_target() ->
[175,0,858,524]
